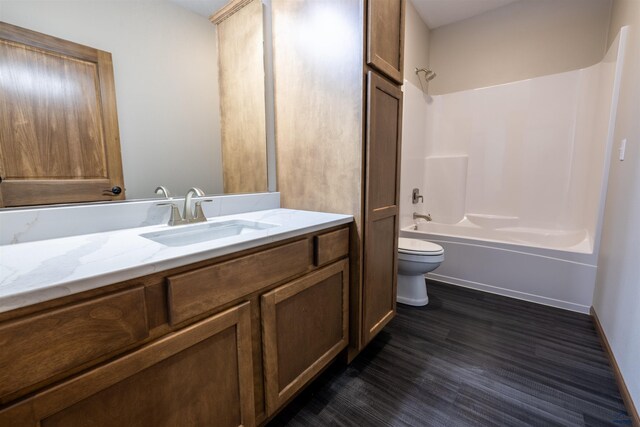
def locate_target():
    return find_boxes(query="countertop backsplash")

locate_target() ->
[0,192,280,245]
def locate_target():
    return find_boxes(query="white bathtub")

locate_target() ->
[416,214,593,253]
[400,218,598,314]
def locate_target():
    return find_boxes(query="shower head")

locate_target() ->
[415,68,436,82]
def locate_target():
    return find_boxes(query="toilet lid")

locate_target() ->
[398,237,443,254]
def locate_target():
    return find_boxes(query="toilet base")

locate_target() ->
[397,274,428,306]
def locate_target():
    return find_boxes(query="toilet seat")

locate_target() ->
[398,237,443,255]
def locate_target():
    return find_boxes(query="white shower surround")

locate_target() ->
[400,29,627,313]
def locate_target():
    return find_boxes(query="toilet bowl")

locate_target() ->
[397,237,444,306]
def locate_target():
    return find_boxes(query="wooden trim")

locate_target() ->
[370,205,398,221]
[591,307,640,427]
[261,260,349,415]
[366,309,394,341]
[1,180,113,207]
[96,50,126,201]
[260,289,279,415]
[0,22,97,62]
[210,0,255,24]
[236,302,257,427]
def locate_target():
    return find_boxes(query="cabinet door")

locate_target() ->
[0,22,125,207]
[366,0,406,84]
[0,302,255,427]
[362,71,403,345]
[261,260,349,415]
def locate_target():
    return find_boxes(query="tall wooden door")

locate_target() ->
[0,22,125,207]
[366,0,406,84]
[362,71,403,345]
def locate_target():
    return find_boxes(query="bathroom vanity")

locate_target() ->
[0,206,352,426]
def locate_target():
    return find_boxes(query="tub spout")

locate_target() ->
[413,212,432,222]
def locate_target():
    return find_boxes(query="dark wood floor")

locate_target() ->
[268,281,631,427]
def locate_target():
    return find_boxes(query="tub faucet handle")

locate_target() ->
[412,188,424,204]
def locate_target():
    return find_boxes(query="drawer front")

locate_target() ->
[261,260,349,414]
[0,288,148,402]
[0,302,255,427]
[314,227,349,266]
[168,239,311,325]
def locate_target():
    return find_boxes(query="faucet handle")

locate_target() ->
[157,202,185,226]
[193,199,213,222]
[412,188,424,204]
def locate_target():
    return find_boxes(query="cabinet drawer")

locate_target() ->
[314,227,349,266]
[261,260,349,414]
[167,239,311,325]
[0,302,255,427]
[0,288,148,402]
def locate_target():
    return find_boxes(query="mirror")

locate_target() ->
[0,0,275,206]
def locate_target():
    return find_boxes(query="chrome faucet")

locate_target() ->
[183,187,210,223]
[155,186,172,199]
[413,212,432,222]
[157,187,211,226]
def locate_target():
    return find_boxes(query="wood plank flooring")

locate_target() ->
[268,280,632,427]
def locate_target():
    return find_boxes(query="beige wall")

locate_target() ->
[428,0,612,94]
[0,1,224,199]
[593,0,640,413]
[403,0,431,88]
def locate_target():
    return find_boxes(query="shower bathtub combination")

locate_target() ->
[399,29,628,314]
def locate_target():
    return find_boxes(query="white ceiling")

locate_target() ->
[410,0,521,29]
[168,0,228,18]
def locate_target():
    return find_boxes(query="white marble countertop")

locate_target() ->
[0,209,353,313]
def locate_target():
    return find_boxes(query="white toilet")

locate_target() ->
[397,237,444,306]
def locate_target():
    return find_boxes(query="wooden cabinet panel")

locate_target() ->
[261,260,349,415]
[0,302,255,427]
[215,0,269,194]
[0,22,124,207]
[0,288,148,403]
[314,227,350,266]
[362,71,402,345]
[363,214,397,342]
[366,0,406,84]
[167,239,311,325]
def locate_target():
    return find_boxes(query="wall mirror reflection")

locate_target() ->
[0,0,275,208]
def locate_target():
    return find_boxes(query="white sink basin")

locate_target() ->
[141,220,277,247]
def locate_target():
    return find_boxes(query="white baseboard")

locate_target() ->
[428,273,591,314]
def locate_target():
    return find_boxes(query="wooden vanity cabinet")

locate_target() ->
[0,225,350,426]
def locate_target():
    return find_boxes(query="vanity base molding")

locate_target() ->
[0,223,351,426]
